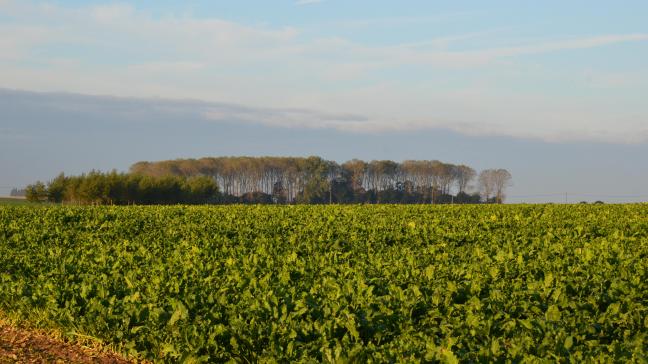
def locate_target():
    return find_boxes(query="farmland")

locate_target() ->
[0,205,647,362]
[0,197,38,206]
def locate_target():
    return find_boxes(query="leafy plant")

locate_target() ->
[0,204,646,362]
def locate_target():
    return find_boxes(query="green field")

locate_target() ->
[0,197,38,206]
[1,205,646,362]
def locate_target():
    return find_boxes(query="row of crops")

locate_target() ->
[1,205,647,362]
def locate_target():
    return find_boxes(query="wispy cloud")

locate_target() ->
[352,33,648,69]
[1,1,648,144]
[472,34,648,59]
[295,0,323,5]
[90,3,135,22]
[127,61,206,73]
[2,2,645,70]
[325,12,478,29]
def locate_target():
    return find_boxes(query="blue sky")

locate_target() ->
[1,1,647,202]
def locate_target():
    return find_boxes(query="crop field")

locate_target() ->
[0,197,36,206]
[0,205,647,362]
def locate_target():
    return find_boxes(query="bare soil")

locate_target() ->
[0,320,134,364]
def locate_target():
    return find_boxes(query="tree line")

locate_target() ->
[25,156,511,205]
[25,171,219,205]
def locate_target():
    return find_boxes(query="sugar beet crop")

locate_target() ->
[1,205,647,362]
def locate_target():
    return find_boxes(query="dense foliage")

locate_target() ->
[26,171,220,205]
[0,205,646,362]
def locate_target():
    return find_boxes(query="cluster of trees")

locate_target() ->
[26,171,219,205]
[26,156,512,205]
[10,188,26,197]
[129,156,512,204]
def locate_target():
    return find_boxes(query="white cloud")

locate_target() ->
[295,0,323,5]
[0,23,68,60]
[472,34,648,59]
[90,3,135,23]
[128,61,206,73]
[325,12,477,29]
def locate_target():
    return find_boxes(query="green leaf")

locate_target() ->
[564,336,574,350]
[519,319,533,330]
[546,305,561,322]
[168,300,188,326]
[544,272,554,288]
[490,340,500,356]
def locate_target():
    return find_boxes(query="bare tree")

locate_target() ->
[478,170,494,203]
[479,169,512,203]
[492,169,512,203]
[455,165,476,194]
[128,156,508,205]
[342,159,367,196]
[437,163,455,196]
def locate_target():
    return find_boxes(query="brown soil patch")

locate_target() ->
[0,320,135,364]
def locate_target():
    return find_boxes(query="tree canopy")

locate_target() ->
[26,156,512,205]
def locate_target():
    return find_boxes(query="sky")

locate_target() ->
[1,0,647,202]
